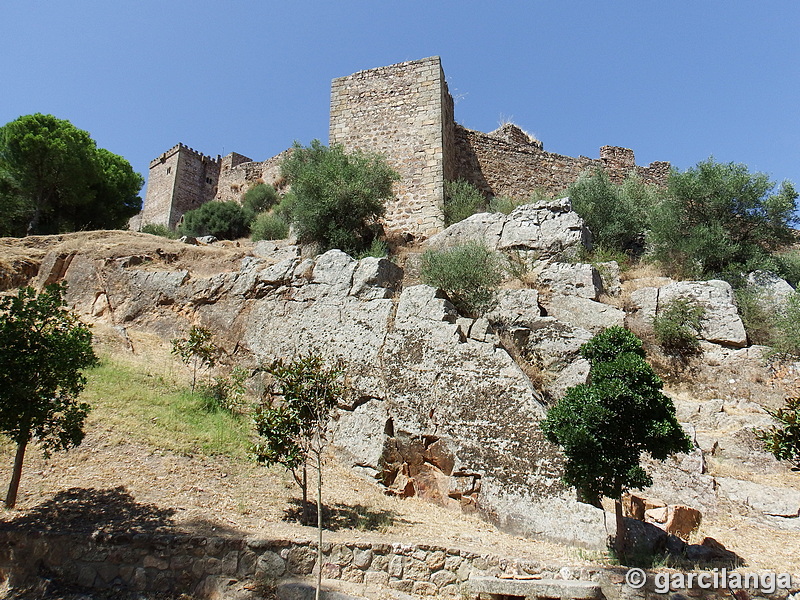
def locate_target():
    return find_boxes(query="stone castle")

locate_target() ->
[136,56,669,239]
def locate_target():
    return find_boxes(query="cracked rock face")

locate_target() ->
[34,245,610,549]
[627,279,747,347]
[424,199,591,259]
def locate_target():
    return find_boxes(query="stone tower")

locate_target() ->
[140,144,221,229]
[329,56,455,239]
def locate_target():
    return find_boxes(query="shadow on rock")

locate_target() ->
[283,498,405,532]
[621,518,745,569]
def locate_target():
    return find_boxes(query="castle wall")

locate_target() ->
[454,126,670,200]
[139,57,670,237]
[330,56,450,239]
[140,144,220,229]
[140,145,182,228]
[215,151,290,204]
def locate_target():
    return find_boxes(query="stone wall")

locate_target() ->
[454,125,670,201]
[140,144,221,229]
[0,529,604,599]
[330,56,451,240]
[214,150,291,204]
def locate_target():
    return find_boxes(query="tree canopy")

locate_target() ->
[0,284,98,507]
[649,158,798,277]
[541,327,690,507]
[541,326,690,556]
[0,113,144,236]
[280,140,398,254]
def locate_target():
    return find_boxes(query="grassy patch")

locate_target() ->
[82,356,253,458]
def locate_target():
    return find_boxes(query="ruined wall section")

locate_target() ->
[454,126,670,200]
[330,56,450,239]
[214,150,291,204]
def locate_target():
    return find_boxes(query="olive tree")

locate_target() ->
[280,140,398,254]
[0,284,98,508]
[540,327,690,557]
[649,158,798,278]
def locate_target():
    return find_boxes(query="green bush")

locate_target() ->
[649,158,798,279]
[280,140,398,255]
[488,195,525,215]
[581,325,645,365]
[541,326,690,557]
[444,179,486,226]
[242,183,278,219]
[357,238,389,259]
[420,242,504,316]
[757,397,800,468]
[179,201,250,240]
[140,223,178,239]
[567,169,658,255]
[735,287,778,347]
[652,298,705,356]
[251,211,289,241]
[772,292,800,357]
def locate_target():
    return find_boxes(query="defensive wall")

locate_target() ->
[137,56,669,239]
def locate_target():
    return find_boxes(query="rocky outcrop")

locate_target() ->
[627,279,747,347]
[746,270,795,312]
[28,243,611,549]
[424,199,591,259]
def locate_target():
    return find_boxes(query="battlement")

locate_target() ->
[148,143,221,169]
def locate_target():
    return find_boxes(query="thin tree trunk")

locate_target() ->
[315,449,323,600]
[614,498,627,560]
[5,437,29,508]
[302,463,309,525]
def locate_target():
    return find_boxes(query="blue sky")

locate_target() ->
[2,1,798,201]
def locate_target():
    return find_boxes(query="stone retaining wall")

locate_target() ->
[0,529,601,598]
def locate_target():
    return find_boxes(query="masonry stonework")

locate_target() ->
[140,144,221,229]
[137,56,669,239]
[330,56,452,239]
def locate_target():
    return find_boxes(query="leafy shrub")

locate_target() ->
[242,183,278,218]
[775,251,800,288]
[251,211,289,241]
[420,241,504,316]
[649,158,798,278]
[179,201,250,240]
[488,195,524,215]
[772,292,800,357]
[140,223,178,239]
[568,169,658,256]
[734,287,777,346]
[652,298,705,356]
[444,179,486,226]
[198,366,248,414]
[757,397,800,468]
[357,238,389,259]
[580,325,645,365]
[280,140,398,254]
